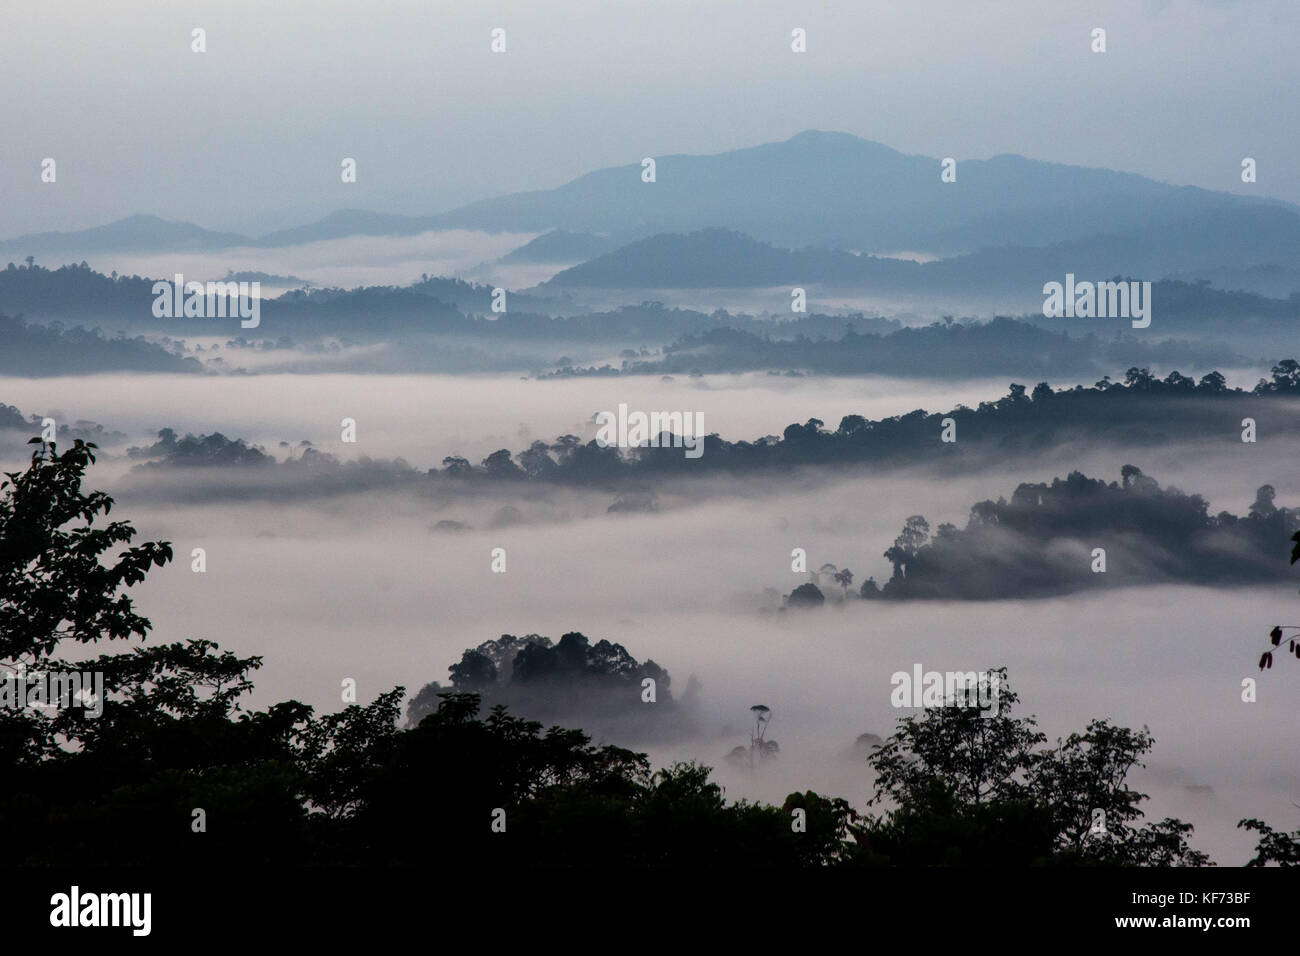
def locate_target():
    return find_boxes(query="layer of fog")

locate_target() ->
[76,229,543,293]
[84,471,1300,868]
[514,283,1048,321]
[0,365,1276,473]
[23,221,1206,325]
[5,370,1298,865]
[0,371,1042,468]
[29,470,1300,864]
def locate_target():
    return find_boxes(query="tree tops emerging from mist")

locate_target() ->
[407,632,683,740]
[8,440,1300,865]
[3,259,1285,381]
[546,318,1240,380]
[432,362,1300,486]
[788,465,1298,604]
[123,430,422,497]
[0,260,896,345]
[0,312,201,375]
[127,428,275,467]
[47,360,1300,501]
[0,404,123,453]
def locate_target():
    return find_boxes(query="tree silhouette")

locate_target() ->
[1,439,315,864]
[0,438,171,663]
[883,515,929,580]
[786,582,825,607]
[1235,530,1300,864]
[0,437,1248,867]
[832,567,854,596]
[853,668,1208,865]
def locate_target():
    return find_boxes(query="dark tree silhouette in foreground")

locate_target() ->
[854,669,1209,866]
[0,440,845,866]
[0,438,1233,866]
[1237,529,1300,865]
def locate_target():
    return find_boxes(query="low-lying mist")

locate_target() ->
[48,468,1299,866]
[0,370,1036,468]
[77,229,544,292]
[4,369,1296,866]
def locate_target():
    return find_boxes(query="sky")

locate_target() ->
[1,0,1297,239]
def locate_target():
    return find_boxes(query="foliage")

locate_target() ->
[0,440,1224,866]
[853,670,1209,866]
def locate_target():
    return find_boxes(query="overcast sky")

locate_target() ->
[1,0,1295,238]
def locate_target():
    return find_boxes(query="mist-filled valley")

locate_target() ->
[3,363,1296,867]
[7,2,1300,892]
[12,3,1300,938]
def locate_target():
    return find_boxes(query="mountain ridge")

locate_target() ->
[3,132,1290,268]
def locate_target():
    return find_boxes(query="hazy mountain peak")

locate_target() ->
[4,132,1293,266]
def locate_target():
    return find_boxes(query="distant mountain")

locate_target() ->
[220,270,312,287]
[0,214,248,257]
[253,209,431,247]
[939,204,1300,288]
[498,230,618,264]
[0,261,569,340]
[1166,264,1300,300]
[7,132,1291,264]
[543,213,1300,299]
[542,228,918,288]
[429,130,1289,255]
